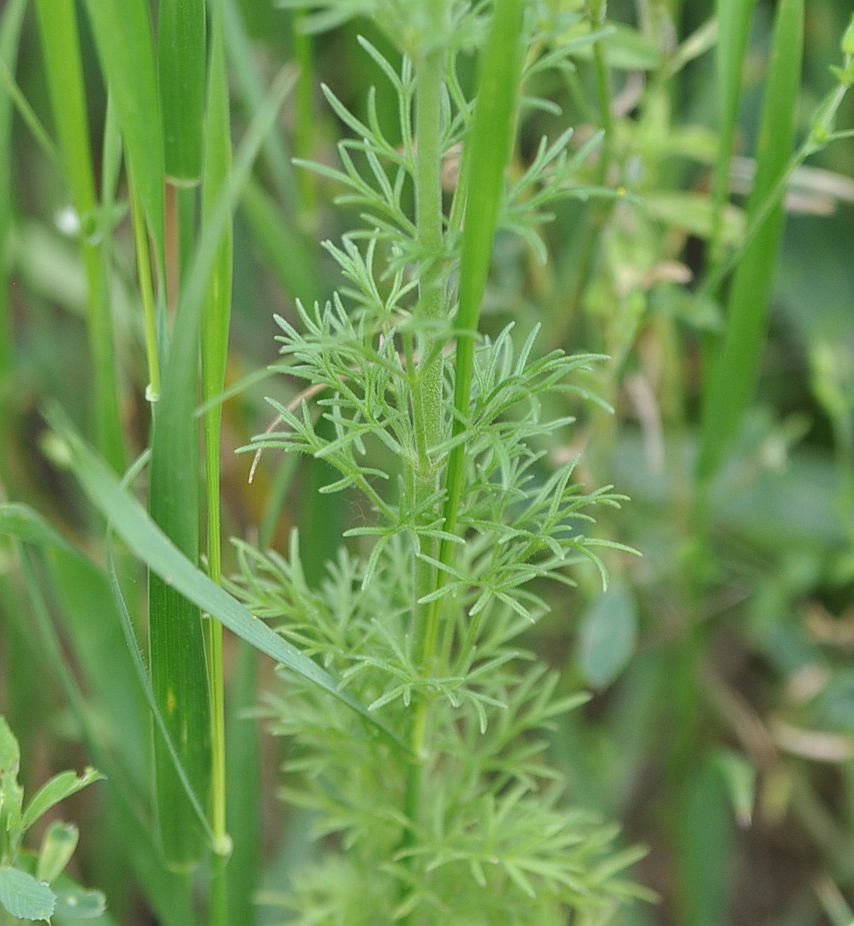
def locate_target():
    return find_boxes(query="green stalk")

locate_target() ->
[402,2,524,905]
[34,0,125,472]
[410,23,446,667]
[201,1,234,917]
[588,0,614,185]
[400,1,450,884]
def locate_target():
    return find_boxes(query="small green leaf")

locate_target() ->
[0,717,19,773]
[22,768,103,833]
[712,749,756,828]
[0,867,56,921]
[37,823,78,883]
[0,717,23,840]
[53,884,107,919]
[577,584,639,690]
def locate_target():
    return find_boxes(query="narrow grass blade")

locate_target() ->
[148,314,210,869]
[146,67,298,867]
[45,405,411,755]
[159,0,206,185]
[201,0,234,900]
[33,0,125,472]
[82,0,165,256]
[0,0,26,454]
[709,0,756,265]
[421,0,525,662]
[697,0,804,487]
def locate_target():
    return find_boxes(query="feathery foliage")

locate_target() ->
[232,1,646,919]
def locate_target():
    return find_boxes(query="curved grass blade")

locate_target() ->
[697,0,804,489]
[45,404,410,755]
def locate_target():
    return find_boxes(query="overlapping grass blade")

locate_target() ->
[697,0,804,488]
[45,404,410,755]
[159,0,206,185]
[33,0,125,472]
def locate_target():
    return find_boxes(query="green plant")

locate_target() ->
[0,717,105,923]
[217,0,648,920]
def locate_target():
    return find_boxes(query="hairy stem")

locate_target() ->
[412,40,446,658]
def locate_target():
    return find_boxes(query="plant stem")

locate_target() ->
[412,38,446,658]
[588,0,614,186]
[401,26,447,908]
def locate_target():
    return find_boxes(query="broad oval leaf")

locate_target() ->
[577,583,639,690]
[0,867,56,921]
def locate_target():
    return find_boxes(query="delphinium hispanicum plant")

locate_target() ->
[232,1,648,922]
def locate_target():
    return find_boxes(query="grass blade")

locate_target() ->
[420,0,525,664]
[82,0,165,256]
[201,0,234,912]
[225,645,262,926]
[0,0,30,478]
[709,0,756,265]
[159,0,206,185]
[33,0,125,472]
[45,404,410,755]
[696,0,804,489]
